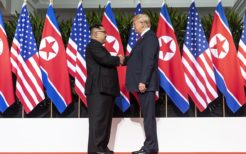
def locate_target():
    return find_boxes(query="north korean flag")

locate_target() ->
[39,3,72,113]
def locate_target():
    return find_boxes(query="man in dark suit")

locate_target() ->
[124,14,159,154]
[85,24,124,154]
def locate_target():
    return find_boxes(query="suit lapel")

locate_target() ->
[128,30,151,58]
[130,37,143,53]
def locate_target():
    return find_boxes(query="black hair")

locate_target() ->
[89,24,103,31]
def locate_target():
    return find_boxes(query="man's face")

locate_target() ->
[133,19,143,34]
[95,27,107,43]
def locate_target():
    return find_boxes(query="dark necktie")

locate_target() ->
[137,36,142,43]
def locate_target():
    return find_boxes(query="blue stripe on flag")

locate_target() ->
[161,4,172,26]
[0,12,4,28]
[41,69,67,113]
[216,2,230,28]
[159,70,189,113]
[105,2,118,28]
[115,95,130,112]
[214,70,241,113]
[47,4,60,32]
[0,94,8,113]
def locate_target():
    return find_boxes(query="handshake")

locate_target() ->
[118,55,125,65]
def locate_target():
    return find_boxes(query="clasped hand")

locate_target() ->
[138,83,146,93]
[118,55,125,65]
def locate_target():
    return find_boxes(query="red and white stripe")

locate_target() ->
[66,39,77,77]
[182,46,218,111]
[238,39,246,86]
[10,39,45,113]
[66,38,87,106]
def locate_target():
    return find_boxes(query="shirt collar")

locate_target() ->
[141,28,150,37]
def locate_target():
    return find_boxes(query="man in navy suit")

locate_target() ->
[85,24,124,154]
[124,14,159,154]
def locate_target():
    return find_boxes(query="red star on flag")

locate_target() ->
[40,39,56,59]
[161,39,174,58]
[105,39,117,54]
[211,36,226,56]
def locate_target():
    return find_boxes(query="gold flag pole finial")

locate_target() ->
[24,0,27,3]
[50,0,54,5]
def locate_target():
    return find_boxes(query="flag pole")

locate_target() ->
[78,97,81,118]
[222,96,225,117]
[165,93,168,117]
[24,0,27,3]
[50,0,53,5]
[50,101,53,118]
[22,102,25,118]
[194,105,197,117]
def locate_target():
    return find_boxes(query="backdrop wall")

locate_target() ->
[0,118,246,152]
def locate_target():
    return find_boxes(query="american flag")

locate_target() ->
[126,1,142,55]
[66,2,90,106]
[102,1,130,112]
[209,0,245,113]
[0,11,15,112]
[157,3,189,113]
[182,1,218,112]
[39,3,72,113]
[238,12,246,86]
[10,3,45,113]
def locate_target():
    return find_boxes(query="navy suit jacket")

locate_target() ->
[125,30,159,92]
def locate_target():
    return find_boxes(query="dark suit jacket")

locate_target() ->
[125,30,159,92]
[85,39,120,96]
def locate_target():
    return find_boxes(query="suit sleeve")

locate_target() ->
[89,45,120,67]
[140,35,159,86]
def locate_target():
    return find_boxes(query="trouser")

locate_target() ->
[138,91,159,152]
[87,93,114,153]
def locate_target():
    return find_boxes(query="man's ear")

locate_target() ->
[94,32,98,38]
